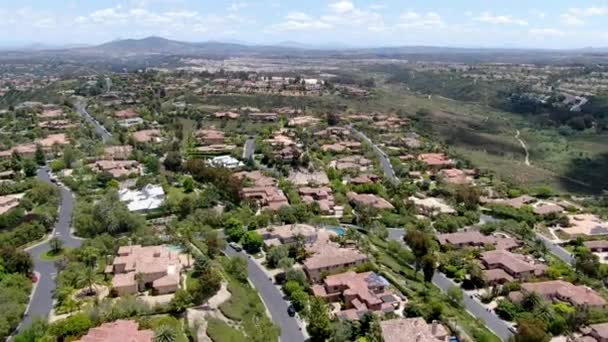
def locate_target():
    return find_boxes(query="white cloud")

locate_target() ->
[270,1,384,33]
[473,12,528,26]
[369,3,385,10]
[329,1,355,14]
[561,7,608,26]
[398,11,444,28]
[529,28,565,37]
[227,2,248,12]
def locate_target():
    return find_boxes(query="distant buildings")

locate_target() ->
[119,184,165,212]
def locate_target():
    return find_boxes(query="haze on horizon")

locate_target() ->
[1,0,608,49]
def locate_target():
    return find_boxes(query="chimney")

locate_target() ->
[432,320,438,335]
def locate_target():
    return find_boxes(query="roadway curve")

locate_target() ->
[74,97,112,143]
[349,126,398,185]
[224,246,305,342]
[17,168,81,332]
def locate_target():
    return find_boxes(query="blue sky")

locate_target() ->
[2,0,608,48]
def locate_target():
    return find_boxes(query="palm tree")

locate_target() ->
[79,265,96,296]
[49,237,63,255]
[154,325,177,342]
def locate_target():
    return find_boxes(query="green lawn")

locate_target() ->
[206,318,247,342]
[40,248,71,262]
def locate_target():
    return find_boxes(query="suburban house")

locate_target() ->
[132,129,162,143]
[0,194,22,215]
[584,240,608,252]
[380,318,450,342]
[582,322,608,342]
[119,184,165,212]
[437,168,475,185]
[194,128,225,145]
[76,320,153,342]
[311,271,400,320]
[288,170,330,186]
[299,186,340,216]
[114,108,139,119]
[417,153,455,170]
[330,156,372,171]
[408,196,456,216]
[196,144,237,155]
[107,245,190,296]
[480,250,546,283]
[207,155,243,169]
[508,280,607,307]
[437,231,520,251]
[104,145,133,160]
[288,116,320,126]
[240,186,289,211]
[214,111,240,119]
[248,112,278,122]
[304,243,369,282]
[559,214,608,237]
[89,160,142,178]
[258,223,318,248]
[347,192,394,210]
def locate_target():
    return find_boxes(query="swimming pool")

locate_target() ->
[166,244,184,253]
[328,226,346,236]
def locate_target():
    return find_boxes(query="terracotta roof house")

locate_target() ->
[408,196,456,216]
[104,145,133,160]
[560,214,608,237]
[331,156,372,171]
[584,240,608,252]
[304,241,369,282]
[0,144,37,158]
[288,170,330,186]
[273,145,302,162]
[39,108,64,119]
[132,129,162,143]
[0,194,21,215]
[194,129,225,145]
[76,320,153,342]
[265,134,296,147]
[311,271,398,320]
[417,153,455,170]
[437,231,520,251]
[532,202,565,215]
[347,192,394,210]
[38,119,76,130]
[108,245,190,296]
[249,112,278,122]
[437,168,473,185]
[381,318,449,342]
[314,126,351,138]
[114,108,139,119]
[288,116,320,126]
[89,160,142,178]
[584,322,608,342]
[299,186,336,215]
[349,174,381,185]
[196,144,237,155]
[213,111,240,119]
[321,141,361,153]
[258,223,318,248]
[509,280,606,307]
[38,133,69,148]
[483,195,536,209]
[240,186,289,211]
[480,250,546,281]
[233,171,277,187]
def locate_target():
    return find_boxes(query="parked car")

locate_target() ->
[287,305,296,317]
[229,242,242,252]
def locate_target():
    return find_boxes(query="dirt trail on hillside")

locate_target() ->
[515,130,531,166]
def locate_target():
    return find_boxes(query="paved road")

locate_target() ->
[350,127,398,184]
[18,168,81,332]
[535,233,574,265]
[243,137,256,160]
[385,227,513,341]
[224,246,305,342]
[432,273,513,341]
[74,97,112,143]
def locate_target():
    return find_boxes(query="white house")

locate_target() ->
[119,184,165,212]
[207,155,244,169]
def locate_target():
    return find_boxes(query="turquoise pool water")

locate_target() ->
[166,244,184,253]
[329,227,346,236]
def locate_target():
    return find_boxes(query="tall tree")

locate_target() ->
[307,297,333,342]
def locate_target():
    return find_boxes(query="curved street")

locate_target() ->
[17,168,80,332]
[74,97,112,143]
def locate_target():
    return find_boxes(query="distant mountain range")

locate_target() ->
[2,36,608,64]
